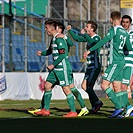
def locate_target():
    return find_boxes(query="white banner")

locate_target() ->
[0,72,101,100]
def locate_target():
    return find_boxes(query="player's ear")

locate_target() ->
[110,18,113,22]
[51,25,55,31]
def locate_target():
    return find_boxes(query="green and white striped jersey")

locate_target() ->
[124,30,133,67]
[41,33,72,71]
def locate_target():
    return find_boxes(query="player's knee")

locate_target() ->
[44,81,52,91]
[101,83,107,91]
[122,84,128,91]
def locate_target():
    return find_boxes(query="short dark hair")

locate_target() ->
[87,20,98,32]
[122,15,132,23]
[56,21,65,33]
[111,11,121,20]
[45,19,57,29]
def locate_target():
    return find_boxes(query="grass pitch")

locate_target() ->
[0,98,133,133]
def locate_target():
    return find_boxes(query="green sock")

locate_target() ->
[44,90,52,110]
[121,91,130,108]
[116,91,124,108]
[105,87,122,109]
[71,87,85,108]
[67,93,76,112]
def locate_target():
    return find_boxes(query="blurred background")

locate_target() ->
[1,0,132,73]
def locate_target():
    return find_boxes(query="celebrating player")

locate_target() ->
[84,11,132,118]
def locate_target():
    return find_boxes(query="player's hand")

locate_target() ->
[37,51,42,56]
[47,64,54,70]
[83,50,90,59]
[56,33,65,38]
[66,25,71,30]
[81,29,85,34]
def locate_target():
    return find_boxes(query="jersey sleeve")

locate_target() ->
[83,33,100,44]
[89,28,114,52]
[41,44,52,56]
[68,29,86,42]
[53,38,67,67]
[65,35,74,47]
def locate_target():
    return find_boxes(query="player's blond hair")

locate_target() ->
[111,11,121,20]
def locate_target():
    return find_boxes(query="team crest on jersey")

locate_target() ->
[59,43,63,46]
[107,33,110,36]
[95,37,98,41]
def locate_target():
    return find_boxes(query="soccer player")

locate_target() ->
[121,15,133,117]
[56,22,89,116]
[28,21,89,116]
[84,11,132,118]
[34,19,78,117]
[66,21,103,114]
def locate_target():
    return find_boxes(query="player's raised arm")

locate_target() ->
[83,32,100,45]
[89,35,109,53]
[67,26,86,42]
[64,35,74,46]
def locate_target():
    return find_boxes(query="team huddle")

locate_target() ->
[28,11,133,118]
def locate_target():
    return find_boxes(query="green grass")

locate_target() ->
[0,98,133,133]
[0,98,133,118]
[0,98,110,118]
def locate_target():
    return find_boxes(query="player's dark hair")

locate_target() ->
[56,21,65,33]
[122,15,132,23]
[111,11,121,20]
[87,20,98,32]
[45,19,57,29]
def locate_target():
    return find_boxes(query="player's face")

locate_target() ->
[45,24,53,35]
[85,24,92,35]
[121,18,131,31]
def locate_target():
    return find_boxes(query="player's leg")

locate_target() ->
[102,63,124,117]
[28,94,44,115]
[56,69,77,117]
[121,67,132,107]
[69,74,89,116]
[82,66,103,113]
[34,81,53,116]
[121,66,133,117]
[62,85,78,117]
[28,79,46,115]
[34,71,56,116]
[70,83,85,108]
[70,83,89,116]
[102,80,124,117]
[69,73,86,108]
